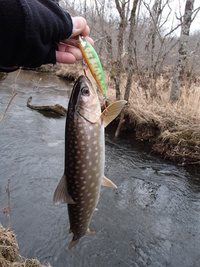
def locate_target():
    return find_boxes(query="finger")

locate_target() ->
[57,43,83,60]
[56,51,76,64]
[84,36,94,47]
[65,46,83,61]
[59,36,94,48]
[71,17,90,37]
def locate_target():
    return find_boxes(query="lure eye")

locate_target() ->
[81,86,90,96]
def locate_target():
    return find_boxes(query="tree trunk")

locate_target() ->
[124,0,139,101]
[115,0,128,100]
[115,0,139,137]
[170,0,195,102]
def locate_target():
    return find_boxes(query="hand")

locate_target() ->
[56,17,94,64]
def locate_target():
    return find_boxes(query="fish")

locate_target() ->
[78,35,106,99]
[53,75,126,250]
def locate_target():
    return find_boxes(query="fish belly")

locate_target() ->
[65,114,104,244]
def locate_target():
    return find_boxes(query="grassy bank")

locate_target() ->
[0,224,51,267]
[126,76,200,165]
[54,63,200,166]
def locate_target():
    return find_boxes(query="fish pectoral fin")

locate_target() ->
[53,174,75,205]
[102,176,117,188]
[101,100,127,128]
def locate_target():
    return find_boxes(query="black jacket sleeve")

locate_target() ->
[0,0,73,72]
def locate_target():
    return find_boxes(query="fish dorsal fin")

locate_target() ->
[102,176,117,188]
[101,100,127,128]
[53,174,75,205]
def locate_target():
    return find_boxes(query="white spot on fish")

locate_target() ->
[89,199,94,202]
[87,135,91,140]
[88,161,92,166]
[83,169,87,174]
[87,192,91,197]
[81,186,86,190]
[89,126,93,131]
[88,175,92,179]
[90,182,95,187]
[93,140,97,145]
[81,141,85,145]
[95,152,98,157]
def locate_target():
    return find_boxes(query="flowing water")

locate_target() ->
[0,71,200,267]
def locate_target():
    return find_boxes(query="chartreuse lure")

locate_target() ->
[78,35,106,100]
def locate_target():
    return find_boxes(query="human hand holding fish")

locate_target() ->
[56,17,94,64]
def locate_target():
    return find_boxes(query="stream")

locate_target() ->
[0,71,200,267]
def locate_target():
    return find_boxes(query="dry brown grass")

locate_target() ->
[129,76,200,134]
[0,224,51,267]
[126,75,200,164]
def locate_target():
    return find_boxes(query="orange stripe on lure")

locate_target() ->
[78,35,106,100]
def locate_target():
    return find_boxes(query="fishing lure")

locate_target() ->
[78,35,106,100]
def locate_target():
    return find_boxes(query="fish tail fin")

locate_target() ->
[68,238,80,250]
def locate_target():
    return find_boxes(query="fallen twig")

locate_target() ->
[0,68,21,122]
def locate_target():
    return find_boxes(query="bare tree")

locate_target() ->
[115,0,139,137]
[170,0,196,101]
[124,0,140,101]
[114,0,130,100]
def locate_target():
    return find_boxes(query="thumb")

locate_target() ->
[71,17,89,37]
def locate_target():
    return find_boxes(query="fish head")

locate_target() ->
[69,75,101,123]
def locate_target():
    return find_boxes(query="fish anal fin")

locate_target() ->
[87,228,95,234]
[102,176,117,188]
[53,174,75,205]
[101,100,127,128]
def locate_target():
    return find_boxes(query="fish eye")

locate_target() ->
[81,87,90,96]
